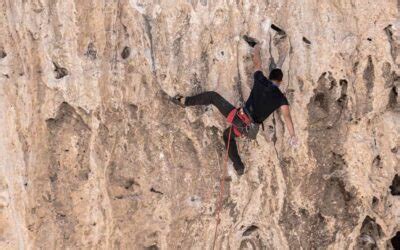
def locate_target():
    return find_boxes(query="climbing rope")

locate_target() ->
[212,125,233,250]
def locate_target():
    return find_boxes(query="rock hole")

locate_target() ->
[145,245,159,250]
[388,86,398,109]
[314,92,327,110]
[353,61,360,73]
[372,155,381,168]
[337,94,347,105]
[384,25,399,64]
[121,46,131,59]
[53,62,68,79]
[367,37,373,42]
[150,187,163,195]
[329,79,337,90]
[124,179,138,190]
[243,35,257,47]
[391,146,398,153]
[49,174,57,182]
[85,42,97,60]
[391,232,400,249]
[390,174,400,195]
[384,25,393,39]
[0,49,6,59]
[56,212,66,218]
[338,82,348,107]
[270,24,286,35]
[332,152,347,171]
[242,225,258,236]
[128,104,138,119]
[372,196,378,206]
[302,37,311,45]
[356,216,382,249]
[299,208,309,216]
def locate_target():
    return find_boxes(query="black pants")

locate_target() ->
[185,91,245,172]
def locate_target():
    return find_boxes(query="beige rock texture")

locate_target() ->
[0,0,400,249]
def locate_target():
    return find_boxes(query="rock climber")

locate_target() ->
[172,36,298,176]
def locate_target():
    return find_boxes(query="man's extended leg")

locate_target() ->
[181,91,246,175]
[184,91,234,117]
[223,127,245,175]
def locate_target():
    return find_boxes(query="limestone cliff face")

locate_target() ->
[0,0,399,249]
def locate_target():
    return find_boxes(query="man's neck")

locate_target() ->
[271,80,280,87]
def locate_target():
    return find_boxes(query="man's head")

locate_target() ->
[269,68,283,83]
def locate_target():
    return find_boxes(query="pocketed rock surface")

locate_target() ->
[0,0,399,249]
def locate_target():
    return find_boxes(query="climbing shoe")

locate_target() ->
[243,35,258,48]
[171,94,185,108]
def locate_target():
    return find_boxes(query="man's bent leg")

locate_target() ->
[185,91,234,117]
[223,127,245,175]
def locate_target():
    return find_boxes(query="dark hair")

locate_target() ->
[269,69,283,81]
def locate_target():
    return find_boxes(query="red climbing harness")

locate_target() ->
[226,108,252,137]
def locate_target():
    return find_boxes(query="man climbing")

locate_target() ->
[172,37,297,176]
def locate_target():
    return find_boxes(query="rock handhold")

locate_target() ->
[390,174,400,195]
[391,231,400,249]
[53,62,68,79]
[243,35,258,47]
[303,37,312,45]
[121,46,131,59]
[150,187,163,195]
[145,245,159,250]
[242,225,258,236]
[0,49,6,59]
[356,216,382,249]
[384,24,400,64]
[85,42,97,60]
[388,86,399,110]
[271,24,286,36]
[372,155,381,168]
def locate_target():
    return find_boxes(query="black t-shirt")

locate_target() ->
[244,71,289,123]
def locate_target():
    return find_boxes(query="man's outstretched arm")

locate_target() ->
[253,44,262,72]
[280,104,296,140]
